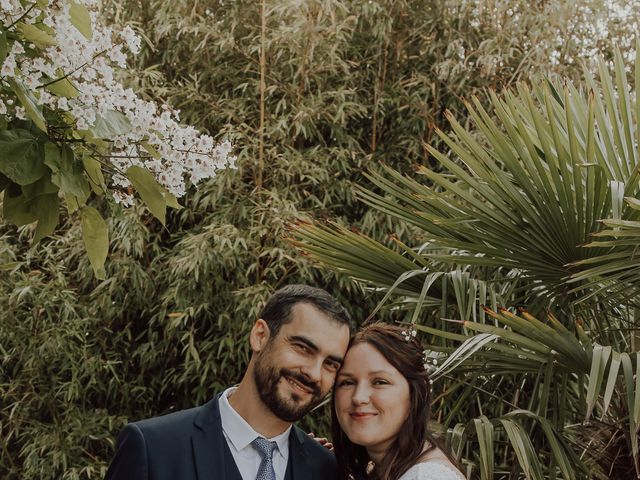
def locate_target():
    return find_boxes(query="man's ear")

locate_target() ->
[250,319,271,352]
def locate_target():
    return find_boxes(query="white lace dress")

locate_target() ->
[398,460,465,480]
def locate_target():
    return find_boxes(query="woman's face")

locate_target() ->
[334,342,411,454]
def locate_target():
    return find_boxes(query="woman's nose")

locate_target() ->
[351,382,371,405]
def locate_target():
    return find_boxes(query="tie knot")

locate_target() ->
[252,437,277,459]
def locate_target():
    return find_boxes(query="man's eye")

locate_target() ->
[324,361,340,371]
[296,344,310,353]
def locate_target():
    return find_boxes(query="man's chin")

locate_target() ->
[277,386,313,410]
[271,385,319,420]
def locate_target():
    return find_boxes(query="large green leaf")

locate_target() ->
[0,129,46,185]
[32,193,60,243]
[45,73,79,99]
[82,156,106,195]
[68,0,92,40]
[80,206,108,279]
[16,22,57,47]
[125,166,167,225]
[8,79,47,132]
[21,172,58,200]
[44,142,90,197]
[89,110,131,138]
[2,184,37,225]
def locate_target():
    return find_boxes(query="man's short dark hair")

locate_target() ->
[259,284,352,338]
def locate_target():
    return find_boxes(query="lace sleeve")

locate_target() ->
[398,461,465,480]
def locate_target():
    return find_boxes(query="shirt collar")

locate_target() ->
[219,387,292,455]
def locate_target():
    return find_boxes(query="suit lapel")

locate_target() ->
[288,426,312,480]
[191,396,228,480]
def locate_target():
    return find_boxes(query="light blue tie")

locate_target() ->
[252,437,277,480]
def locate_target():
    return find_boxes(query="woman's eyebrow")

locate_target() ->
[367,370,392,376]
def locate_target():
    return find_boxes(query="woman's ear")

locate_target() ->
[249,319,271,352]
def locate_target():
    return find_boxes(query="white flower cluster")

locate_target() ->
[401,327,417,342]
[1,0,235,204]
[422,351,442,385]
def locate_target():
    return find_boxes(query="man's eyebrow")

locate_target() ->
[289,335,344,364]
[289,335,318,351]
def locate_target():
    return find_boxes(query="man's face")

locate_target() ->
[253,303,350,422]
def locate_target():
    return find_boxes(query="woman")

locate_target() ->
[332,323,464,480]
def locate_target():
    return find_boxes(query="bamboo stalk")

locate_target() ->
[258,0,266,189]
[371,45,389,153]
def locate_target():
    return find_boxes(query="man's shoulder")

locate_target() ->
[132,397,218,438]
[292,426,336,467]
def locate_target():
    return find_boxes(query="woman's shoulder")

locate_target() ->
[398,459,465,480]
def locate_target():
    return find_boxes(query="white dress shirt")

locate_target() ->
[219,387,292,480]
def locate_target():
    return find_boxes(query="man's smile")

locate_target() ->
[284,375,315,395]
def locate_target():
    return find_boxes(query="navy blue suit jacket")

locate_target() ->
[105,396,337,480]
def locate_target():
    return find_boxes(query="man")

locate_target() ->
[106,284,352,480]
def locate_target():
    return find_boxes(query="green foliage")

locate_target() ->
[3,0,640,479]
[0,128,47,185]
[294,44,640,478]
[0,2,224,279]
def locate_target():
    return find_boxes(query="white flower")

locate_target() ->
[120,25,142,54]
[1,53,17,77]
[1,0,234,202]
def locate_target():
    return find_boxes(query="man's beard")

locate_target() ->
[253,352,323,422]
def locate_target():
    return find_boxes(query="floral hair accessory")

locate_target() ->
[401,327,417,341]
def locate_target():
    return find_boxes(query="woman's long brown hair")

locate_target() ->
[331,323,443,480]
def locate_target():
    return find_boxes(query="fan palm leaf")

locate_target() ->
[293,46,640,313]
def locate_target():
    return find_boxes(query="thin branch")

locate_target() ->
[36,47,112,90]
[7,3,37,29]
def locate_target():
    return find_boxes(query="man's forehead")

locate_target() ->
[283,303,349,347]
[287,303,344,329]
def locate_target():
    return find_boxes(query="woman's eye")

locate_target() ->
[337,379,354,387]
[373,379,389,386]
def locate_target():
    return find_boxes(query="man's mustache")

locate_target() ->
[280,368,321,396]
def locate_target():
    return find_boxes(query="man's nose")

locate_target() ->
[302,358,323,384]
